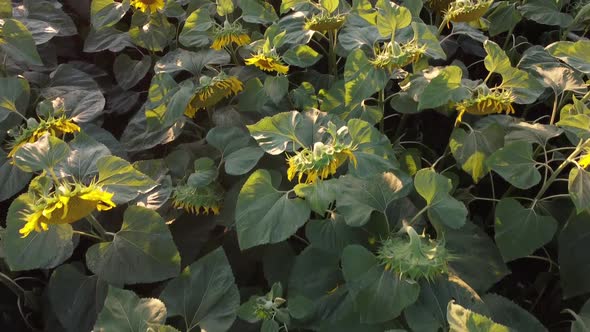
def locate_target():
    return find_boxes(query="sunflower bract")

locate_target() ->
[244,53,289,75]
[185,74,243,117]
[444,0,493,26]
[454,88,515,125]
[8,116,80,158]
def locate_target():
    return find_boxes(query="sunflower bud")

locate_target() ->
[377,226,451,282]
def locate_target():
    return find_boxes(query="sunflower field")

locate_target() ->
[1,0,590,331]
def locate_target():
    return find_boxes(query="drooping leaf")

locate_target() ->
[414,169,468,229]
[519,0,573,27]
[160,247,240,332]
[0,76,30,122]
[179,8,212,47]
[283,44,322,68]
[494,198,557,262]
[94,286,167,332]
[48,264,108,332]
[486,141,541,190]
[236,169,310,250]
[305,214,366,256]
[375,0,412,37]
[240,0,279,24]
[129,12,174,52]
[289,246,342,300]
[487,2,522,37]
[344,49,388,106]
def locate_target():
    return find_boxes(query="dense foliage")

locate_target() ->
[0,0,590,331]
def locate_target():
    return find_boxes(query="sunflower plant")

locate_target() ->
[1,0,590,331]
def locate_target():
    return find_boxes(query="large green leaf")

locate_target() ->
[494,198,557,262]
[90,0,130,29]
[289,246,342,300]
[569,167,590,214]
[2,194,74,271]
[447,301,511,332]
[482,294,547,331]
[321,80,383,125]
[294,179,338,214]
[96,155,157,204]
[450,124,504,183]
[206,126,264,175]
[444,221,510,293]
[283,45,322,68]
[129,12,174,52]
[160,247,240,332]
[86,206,181,285]
[546,40,590,74]
[240,0,279,24]
[341,245,420,323]
[0,18,42,66]
[519,0,573,27]
[0,157,31,201]
[48,264,108,332]
[487,2,521,37]
[486,141,541,190]
[155,49,230,75]
[179,8,212,47]
[375,0,411,37]
[533,66,587,96]
[236,169,310,249]
[559,211,590,298]
[0,76,30,122]
[414,169,467,229]
[94,286,167,332]
[113,54,152,90]
[483,40,544,104]
[403,66,469,111]
[305,214,366,256]
[405,275,484,332]
[347,118,399,177]
[344,49,388,106]
[14,134,70,173]
[336,171,412,226]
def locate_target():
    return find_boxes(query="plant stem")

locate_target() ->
[531,139,589,208]
[378,89,385,133]
[86,214,109,241]
[549,93,560,125]
[502,26,515,49]
[408,205,428,225]
[72,230,103,241]
[328,29,338,79]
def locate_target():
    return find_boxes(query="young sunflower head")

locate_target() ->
[370,41,427,72]
[286,125,357,184]
[130,0,165,13]
[244,53,289,75]
[211,21,251,50]
[185,73,243,117]
[377,226,452,282]
[455,87,515,125]
[7,116,80,158]
[19,182,116,238]
[444,0,493,26]
[172,183,223,215]
[304,13,346,32]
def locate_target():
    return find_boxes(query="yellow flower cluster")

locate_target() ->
[455,88,516,125]
[19,182,116,238]
[245,53,289,75]
[8,116,80,158]
[172,184,223,215]
[211,22,251,50]
[444,0,493,26]
[185,73,244,117]
[130,0,165,13]
[304,13,346,32]
[286,125,358,184]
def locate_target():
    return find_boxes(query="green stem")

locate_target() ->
[48,168,61,186]
[86,214,109,241]
[408,205,428,225]
[438,20,446,35]
[378,89,385,133]
[0,272,25,300]
[502,25,515,49]
[72,230,103,241]
[393,114,408,141]
[328,29,338,79]
[531,139,589,208]
[549,93,560,125]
